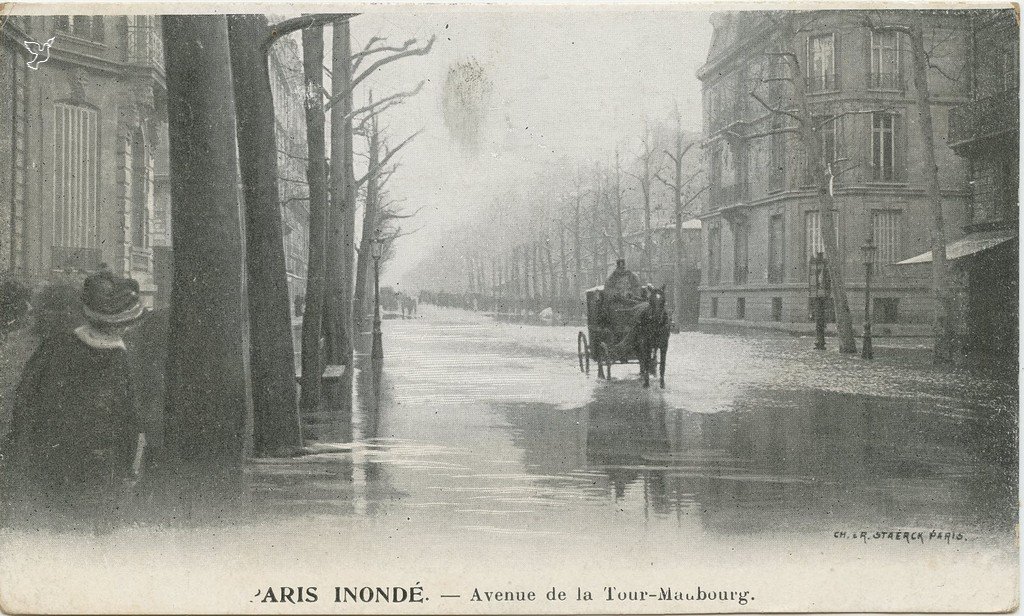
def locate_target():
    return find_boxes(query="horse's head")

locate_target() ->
[647,285,666,314]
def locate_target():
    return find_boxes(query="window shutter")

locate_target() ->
[894,112,908,182]
[865,29,873,89]
[897,32,908,91]
[832,32,841,90]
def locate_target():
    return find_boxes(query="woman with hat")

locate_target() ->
[4,268,146,530]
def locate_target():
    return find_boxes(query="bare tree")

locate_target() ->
[866,13,958,363]
[226,14,306,456]
[162,15,251,493]
[298,24,331,413]
[325,27,434,369]
[627,123,665,276]
[744,14,858,353]
[656,109,708,327]
[352,97,421,331]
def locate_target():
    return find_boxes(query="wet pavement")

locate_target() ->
[256,305,1018,544]
[2,305,1017,613]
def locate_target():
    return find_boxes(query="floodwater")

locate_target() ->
[1,306,1018,613]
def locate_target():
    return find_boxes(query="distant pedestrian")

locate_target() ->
[2,269,147,532]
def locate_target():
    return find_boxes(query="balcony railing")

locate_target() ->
[949,90,1018,149]
[125,19,164,71]
[710,182,748,209]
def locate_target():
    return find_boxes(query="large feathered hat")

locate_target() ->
[82,268,144,325]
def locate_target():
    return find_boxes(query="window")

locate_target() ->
[805,117,839,184]
[771,297,783,322]
[708,224,722,284]
[807,34,836,92]
[873,298,899,324]
[53,103,99,251]
[733,223,749,284]
[871,112,898,181]
[870,30,900,89]
[55,16,105,43]
[768,214,785,283]
[711,297,719,317]
[130,129,150,249]
[736,298,746,320]
[804,211,838,267]
[871,210,901,265]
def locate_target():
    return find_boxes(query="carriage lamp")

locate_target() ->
[371,233,384,369]
[860,238,877,360]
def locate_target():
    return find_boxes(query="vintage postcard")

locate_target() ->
[0,3,1018,614]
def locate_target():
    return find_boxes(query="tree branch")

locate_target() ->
[356,129,423,188]
[328,79,424,113]
[264,14,356,52]
[749,89,804,125]
[352,34,436,89]
[352,37,418,71]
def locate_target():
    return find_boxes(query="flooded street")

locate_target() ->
[2,306,1017,613]
[262,306,1017,542]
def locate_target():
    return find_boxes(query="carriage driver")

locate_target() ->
[605,259,642,302]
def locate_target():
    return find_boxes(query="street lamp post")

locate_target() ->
[371,233,384,368]
[861,238,877,360]
[809,252,827,350]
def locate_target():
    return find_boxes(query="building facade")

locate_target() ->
[696,10,974,334]
[0,15,169,304]
[934,9,1017,360]
[268,33,311,319]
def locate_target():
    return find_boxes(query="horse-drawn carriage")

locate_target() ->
[576,284,671,388]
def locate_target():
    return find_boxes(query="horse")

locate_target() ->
[632,285,670,389]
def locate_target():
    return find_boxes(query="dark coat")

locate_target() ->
[6,331,139,489]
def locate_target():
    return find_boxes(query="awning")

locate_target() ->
[895,229,1017,265]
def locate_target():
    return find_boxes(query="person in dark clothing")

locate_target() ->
[3,269,146,531]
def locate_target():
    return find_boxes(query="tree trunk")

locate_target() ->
[613,152,625,259]
[785,17,857,353]
[226,15,303,456]
[558,225,568,302]
[327,19,355,365]
[573,195,583,297]
[299,25,330,412]
[909,18,957,364]
[671,127,686,321]
[353,96,380,333]
[642,165,653,278]
[162,15,251,496]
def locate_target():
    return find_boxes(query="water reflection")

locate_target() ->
[504,384,1017,538]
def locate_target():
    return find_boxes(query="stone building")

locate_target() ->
[696,10,974,334]
[0,15,168,304]
[899,9,1018,361]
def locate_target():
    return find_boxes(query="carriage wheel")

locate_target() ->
[577,332,590,375]
[600,342,612,380]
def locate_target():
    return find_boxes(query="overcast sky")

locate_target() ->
[340,9,714,285]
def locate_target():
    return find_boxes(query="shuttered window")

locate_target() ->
[807,34,836,92]
[871,210,901,265]
[53,104,99,249]
[871,112,899,181]
[805,210,839,267]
